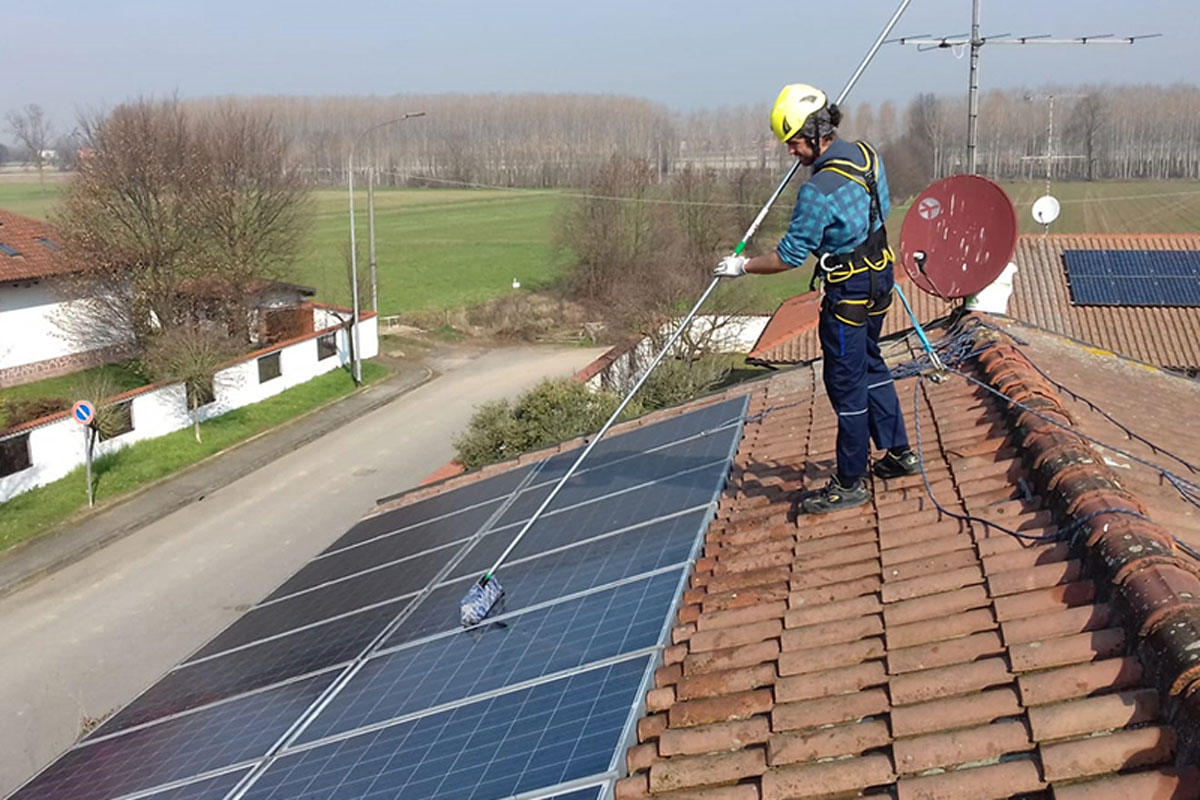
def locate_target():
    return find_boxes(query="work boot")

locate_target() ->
[801,476,870,515]
[874,448,921,479]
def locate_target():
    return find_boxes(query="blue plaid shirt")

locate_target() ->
[777,138,890,267]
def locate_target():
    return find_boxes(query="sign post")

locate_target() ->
[72,401,96,507]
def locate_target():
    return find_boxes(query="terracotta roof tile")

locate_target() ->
[895,759,1045,800]
[0,208,77,282]
[892,719,1033,775]
[1051,768,1200,800]
[767,718,891,766]
[1017,656,1145,707]
[1039,725,1176,782]
[608,312,1200,798]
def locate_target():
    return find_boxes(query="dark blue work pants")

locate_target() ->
[818,266,909,483]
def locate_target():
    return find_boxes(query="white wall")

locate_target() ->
[585,314,768,393]
[0,278,134,370]
[0,314,379,504]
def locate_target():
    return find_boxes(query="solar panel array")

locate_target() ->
[12,396,749,800]
[1063,249,1200,307]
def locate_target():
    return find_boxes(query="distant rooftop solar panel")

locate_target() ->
[35,236,58,250]
[1063,249,1200,306]
[0,243,21,257]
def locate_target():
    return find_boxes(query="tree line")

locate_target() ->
[8,84,1199,195]
[167,84,1200,194]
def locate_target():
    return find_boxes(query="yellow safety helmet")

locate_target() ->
[770,83,828,142]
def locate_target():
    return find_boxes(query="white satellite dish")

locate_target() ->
[1032,195,1061,225]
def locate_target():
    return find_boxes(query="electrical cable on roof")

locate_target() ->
[958,316,1200,478]
[885,318,1200,559]
[909,368,1156,543]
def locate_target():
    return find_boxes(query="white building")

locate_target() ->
[0,208,137,387]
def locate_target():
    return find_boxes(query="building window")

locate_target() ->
[258,352,282,383]
[99,401,134,442]
[0,433,32,477]
[186,378,216,409]
[317,333,337,361]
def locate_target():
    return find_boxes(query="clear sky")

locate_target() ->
[3,0,1194,129]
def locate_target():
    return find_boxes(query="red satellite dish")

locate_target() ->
[898,174,1018,299]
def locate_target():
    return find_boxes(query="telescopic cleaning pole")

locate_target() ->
[460,0,914,627]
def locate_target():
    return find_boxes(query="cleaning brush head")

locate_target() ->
[461,574,505,627]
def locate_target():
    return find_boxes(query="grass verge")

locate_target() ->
[0,361,388,552]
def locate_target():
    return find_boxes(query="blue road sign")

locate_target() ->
[72,400,95,426]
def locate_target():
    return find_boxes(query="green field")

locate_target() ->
[3,179,1198,316]
[0,181,62,219]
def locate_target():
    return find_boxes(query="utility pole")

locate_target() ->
[347,111,425,384]
[368,166,378,312]
[892,3,1158,175]
[966,0,981,174]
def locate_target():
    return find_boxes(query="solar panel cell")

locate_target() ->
[240,658,649,800]
[195,548,443,657]
[261,535,462,607]
[296,569,682,743]
[448,457,730,581]
[539,785,603,800]
[500,429,739,525]
[325,465,534,553]
[532,396,746,485]
[13,674,334,800]
[93,598,408,738]
[384,506,710,648]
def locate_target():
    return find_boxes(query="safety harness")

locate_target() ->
[810,141,896,326]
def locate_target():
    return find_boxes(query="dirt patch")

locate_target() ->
[0,168,73,184]
[383,292,602,346]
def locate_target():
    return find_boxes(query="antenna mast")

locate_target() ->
[891,1,1159,174]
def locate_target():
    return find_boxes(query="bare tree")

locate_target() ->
[51,130,84,171]
[1068,93,1105,181]
[5,103,53,185]
[141,324,239,442]
[54,98,311,350]
[191,104,313,340]
[55,99,204,347]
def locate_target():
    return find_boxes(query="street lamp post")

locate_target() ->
[347,111,425,384]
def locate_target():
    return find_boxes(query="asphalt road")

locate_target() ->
[0,343,608,798]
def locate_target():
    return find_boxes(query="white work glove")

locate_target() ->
[714,255,748,278]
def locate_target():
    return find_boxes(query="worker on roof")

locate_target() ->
[714,83,921,513]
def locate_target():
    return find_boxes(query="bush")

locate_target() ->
[0,396,70,429]
[454,378,643,470]
[637,356,731,412]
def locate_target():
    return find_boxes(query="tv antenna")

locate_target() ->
[1021,93,1086,233]
[890,0,1159,174]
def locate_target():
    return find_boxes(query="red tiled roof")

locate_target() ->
[0,208,76,282]
[614,315,1200,800]
[749,234,1200,370]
